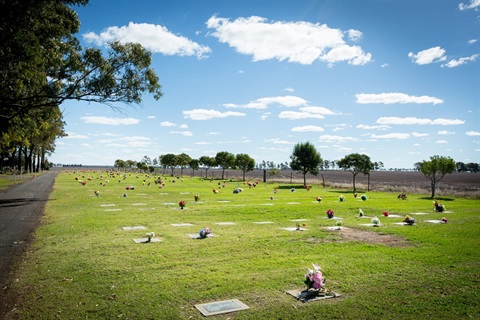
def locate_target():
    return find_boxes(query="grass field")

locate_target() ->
[7,170,480,319]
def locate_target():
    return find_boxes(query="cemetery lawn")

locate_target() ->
[8,171,480,319]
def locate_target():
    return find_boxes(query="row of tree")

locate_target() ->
[114,142,459,198]
[0,0,163,173]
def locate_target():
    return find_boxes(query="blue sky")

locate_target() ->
[50,0,480,169]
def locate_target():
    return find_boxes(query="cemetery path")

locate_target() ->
[0,171,59,317]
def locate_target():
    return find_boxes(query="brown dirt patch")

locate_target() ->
[308,227,411,247]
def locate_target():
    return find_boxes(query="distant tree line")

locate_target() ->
[111,143,473,198]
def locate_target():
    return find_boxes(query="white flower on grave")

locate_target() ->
[146,232,155,240]
[371,217,380,226]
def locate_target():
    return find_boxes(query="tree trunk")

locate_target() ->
[431,181,436,198]
[352,173,357,192]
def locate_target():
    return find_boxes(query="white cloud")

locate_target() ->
[319,135,359,142]
[83,22,211,59]
[264,138,293,144]
[381,63,389,68]
[260,112,271,120]
[347,29,363,41]
[206,15,372,66]
[183,109,246,120]
[65,132,89,139]
[466,131,480,136]
[195,141,212,145]
[355,92,443,105]
[435,140,448,144]
[459,0,480,10]
[438,130,455,135]
[170,130,193,136]
[411,132,429,137]
[284,87,295,92]
[370,133,410,139]
[408,46,446,65]
[81,116,139,125]
[356,124,390,130]
[147,116,156,119]
[441,54,479,68]
[224,95,308,109]
[179,124,189,129]
[160,121,177,127]
[291,125,324,132]
[468,39,478,44]
[376,117,465,125]
[278,111,325,120]
[299,106,335,115]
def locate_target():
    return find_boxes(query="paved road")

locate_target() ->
[0,172,58,316]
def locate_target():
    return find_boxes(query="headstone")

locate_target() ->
[215,222,235,225]
[132,203,147,206]
[105,209,122,212]
[100,204,116,207]
[291,219,308,222]
[255,221,274,224]
[171,223,194,227]
[195,299,249,316]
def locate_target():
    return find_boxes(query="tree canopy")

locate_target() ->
[235,153,255,181]
[289,141,322,186]
[337,153,374,192]
[0,0,162,172]
[415,155,456,198]
[215,151,236,180]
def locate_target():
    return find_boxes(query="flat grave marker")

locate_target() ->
[132,237,161,243]
[215,222,236,226]
[283,227,308,231]
[105,209,122,212]
[255,221,274,224]
[286,289,341,303]
[122,226,147,231]
[171,223,194,227]
[188,233,215,239]
[195,299,249,317]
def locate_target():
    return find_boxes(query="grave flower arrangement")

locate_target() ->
[441,217,448,224]
[304,263,325,290]
[403,215,415,225]
[382,211,389,217]
[194,194,200,202]
[199,227,211,238]
[316,196,322,202]
[326,209,335,219]
[371,216,380,226]
[146,232,155,243]
[358,209,364,217]
[296,222,306,230]
[179,200,186,209]
[339,194,345,202]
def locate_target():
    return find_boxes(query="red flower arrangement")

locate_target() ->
[179,200,186,209]
[383,211,389,217]
[326,209,335,219]
[441,217,448,224]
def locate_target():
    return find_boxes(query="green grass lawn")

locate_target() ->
[9,170,480,319]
